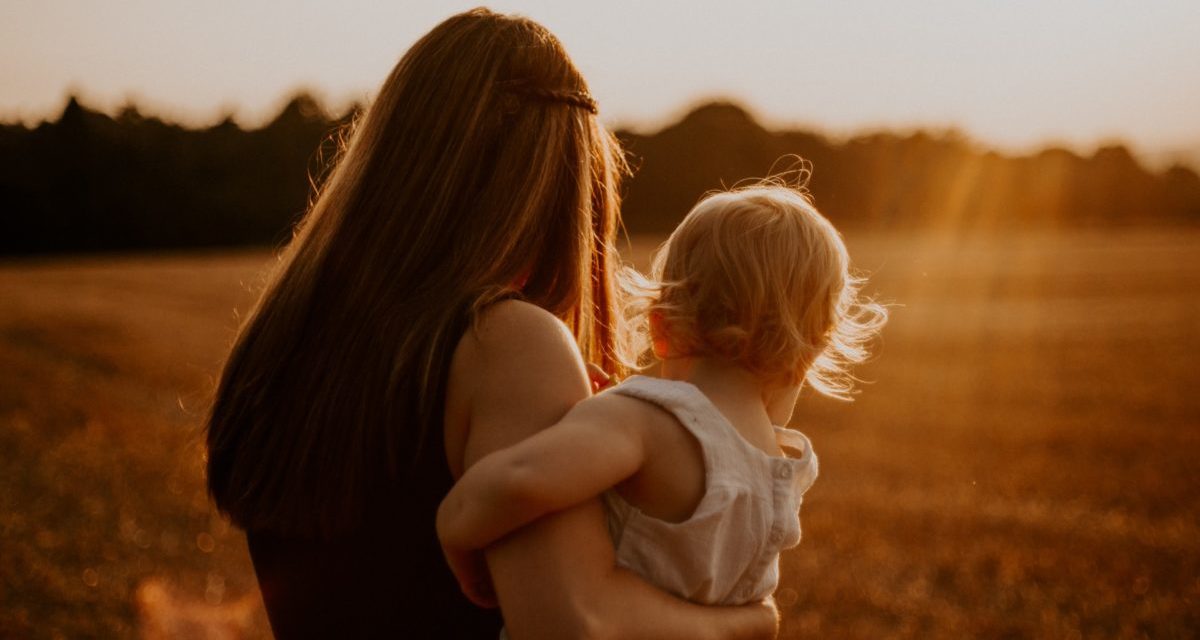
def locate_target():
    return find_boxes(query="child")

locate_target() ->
[437,181,887,612]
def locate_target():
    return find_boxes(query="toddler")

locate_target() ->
[437,181,886,612]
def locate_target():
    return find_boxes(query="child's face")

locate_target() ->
[763,382,803,426]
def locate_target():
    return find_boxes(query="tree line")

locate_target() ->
[1,93,1196,256]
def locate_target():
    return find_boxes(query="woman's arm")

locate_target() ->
[437,394,647,560]
[445,300,777,640]
[437,394,651,606]
[492,502,779,640]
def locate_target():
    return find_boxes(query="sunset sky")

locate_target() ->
[2,0,1198,165]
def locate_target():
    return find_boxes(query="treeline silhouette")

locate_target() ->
[622,103,1200,233]
[0,94,347,255]
[1,93,1197,255]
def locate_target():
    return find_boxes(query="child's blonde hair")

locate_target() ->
[635,179,887,399]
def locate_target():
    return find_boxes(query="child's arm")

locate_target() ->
[436,393,648,598]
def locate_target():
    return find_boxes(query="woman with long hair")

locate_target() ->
[205,8,776,638]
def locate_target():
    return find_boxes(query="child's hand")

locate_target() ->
[442,544,498,609]
[437,492,498,608]
[586,363,615,393]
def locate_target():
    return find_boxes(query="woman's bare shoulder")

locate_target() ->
[460,298,579,361]
[464,298,589,399]
[447,298,592,467]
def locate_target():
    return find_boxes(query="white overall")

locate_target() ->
[602,375,819,605]
[497,375,818,638]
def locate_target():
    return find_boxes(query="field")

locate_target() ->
[1,229,1197,638]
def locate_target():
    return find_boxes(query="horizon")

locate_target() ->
[2,1,1199,169]
[19,91,1200,175]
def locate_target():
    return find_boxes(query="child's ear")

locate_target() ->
[649,310,669,359]
[764,380,803,426]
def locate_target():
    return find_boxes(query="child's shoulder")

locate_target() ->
[574,376,685,435]
[598,374,707,421]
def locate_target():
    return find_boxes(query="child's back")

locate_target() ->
[599,374,817,605]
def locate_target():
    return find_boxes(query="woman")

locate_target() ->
[205,8,777,638]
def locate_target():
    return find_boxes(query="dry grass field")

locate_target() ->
[1,229,1197,639]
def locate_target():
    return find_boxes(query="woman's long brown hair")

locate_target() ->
[205,8,629,539]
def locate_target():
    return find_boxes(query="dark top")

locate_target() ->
[245,307,503,638]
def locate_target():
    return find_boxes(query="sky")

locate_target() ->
[2,0,1198,166]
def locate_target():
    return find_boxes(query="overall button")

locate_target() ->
[769,530,783,543]
[776,464,793,479]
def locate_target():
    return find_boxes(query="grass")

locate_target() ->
[1,229,1197,638]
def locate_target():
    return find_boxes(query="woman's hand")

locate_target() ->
[751,596,781,639]
[586,362,615,393]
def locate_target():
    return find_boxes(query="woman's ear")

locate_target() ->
[649,310,670,359]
